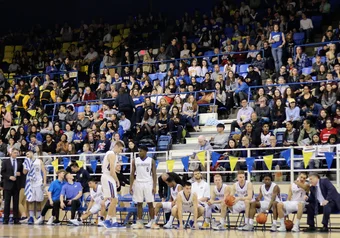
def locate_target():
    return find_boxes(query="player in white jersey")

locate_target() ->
[173,182,204,230]
[79,178,110,226]
[242,173,281,231]
[202,174,229,229]
[22,150,47,225]
[130,146,157,229]
[154,176,182,229]
[101,141,125,229]
[214,170,253,230]
[276,172,309,232]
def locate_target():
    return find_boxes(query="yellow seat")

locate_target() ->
[3,58,12,64]
[14,45,23,52]
[104,43,111,48]
[81,65,88,74]
[114,35,122,42]
[117,24,124,30]
[27,52,33,56]
[123,28,130,35]
[71,41,78,46]
[123,34,129,39]
[7,79,13,85]
[112,42,119,49]
[55,37,62,42]
[4,51,14,59]
[111,25,117,30]
[4,46,14,52]
[142,33,148,38]
[119,29,124,35]
[9,73,16,78]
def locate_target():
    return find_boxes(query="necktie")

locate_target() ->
[12,159,17,176]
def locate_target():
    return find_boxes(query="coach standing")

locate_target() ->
[304,172,340,232]
[1,148,22,224]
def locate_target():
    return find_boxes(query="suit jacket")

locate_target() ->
[308,178,340,210]
[0,158,22,190]
[158,172,183,199]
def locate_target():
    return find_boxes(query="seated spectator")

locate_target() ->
[188,59,202,77]
[231,99,254,132]
[294,46,308,73]
[234,76,249,107]
[283,121,299,147]
[168,106,186,144]
[321,83,337,115]
[65,104,77,127]
[271,99,286,128]
[316,109,329,131]
[8,59,21,73]
[211,64,225,81]
[94,131,110,154]
[239,135,257,158]
[285,99,301,127]
[77,112,90,130]
[56,134,69,155]
[73,124,87,152]
[210,123,228,149]
[320,119,338,144]
[141,108,157,137]
[118,112,131,140]
[82,87,96,101]
[155,107,169,138]
[255,97,271,123]
[40,116,53,135]
[240,122,261,147]
[42,134,56,155]
[298,119,317,146]
[182,95,200,132]
[188,135,213,172]
[245,65,261,86]
[64,123,74,143]
[259,123,273,147]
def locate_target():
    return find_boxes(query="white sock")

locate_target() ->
[168,215,174,224]
[29,211,34,218]
[273,220,277,225]
[296,219,300,226]
[220,218,225,225]
[205,217,211,223]
[249,219,254,225]
[280,218,285,227]
[36,211,41,218]
[106,215,112,221]
[112,217,117,223]
[245,218,249,224]
[154,215,158,221]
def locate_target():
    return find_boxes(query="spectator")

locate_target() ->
[182,95,200,132]
[297,119,317,146]
[168,106,186,144]
[255,96,271,123]
[210,123,228,149]
[321,83,337,115]
[259,123,273,147]
[211,64,225,81]
[294,47,308,73]
[234,77,249,107]
[69,162,90,200]
[320,119,337,144]
[285,99,301,127]
[283,121,299,147]
[115,88,136,121]
[300,13,313,43]
[56,134,69,155]
[94,131,110,154]
[189,135,213,172]
[82,87,96,101]
[240,122,261,147]
[269,23,285,72]
[65,104,77,127]
[165,38,179,60]
[271,99,286,128]
[230,99,254,132]
[42,134,56,155]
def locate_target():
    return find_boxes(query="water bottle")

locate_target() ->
[275,165,282,182]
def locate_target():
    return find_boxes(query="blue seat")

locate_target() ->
[224,27,233,36]
[90,105,99,112]
[301,67,312,75]
[196,77,204,83]
[312,56,326,64]
[293,32,305,45]
[239,64,249,73]
[220,66,224,72]
[157,73,166,80]
[149,73,158,81]
[204,51,214,57]
[276,132,284,146]
[311,16,323,30]
[77,106,85,113]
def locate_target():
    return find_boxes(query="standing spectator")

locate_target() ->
[269,24,286,72]
[165,38,180,60]
[115,88,135,121]
[300,13,314,43]
[82,87,96,101]
[234,77,249,107]
[1,107,12,140]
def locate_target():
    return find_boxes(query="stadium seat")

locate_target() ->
[311,16,323,31]
[302,67,312,75]
[149,73,158,81]
[4,45,14,52]
[123,28,130,35]
[204,51,214,57]
[239,64,250,73]
[157,73,166,80]
[117,24,124,30]
[114,35,122,42]
[3,58,12,64]
[4,51,14,59]
[224,27,233,38]
[220,66,224,72]
[90,105,99,112]
[293,32,305,45]
[112,42,119,49]
[111,24,117,30]
[27,51,33,56]
[123,34,129,39]
[196,77,204,83]
[77,106,85,113]
[104,43,111,48]
[14,45,23,52]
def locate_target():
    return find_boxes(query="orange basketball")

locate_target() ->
[256,213,267,224]
[224,195,235,207]
[285,220,294,231]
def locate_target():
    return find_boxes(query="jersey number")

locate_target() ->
[146,167,149,172]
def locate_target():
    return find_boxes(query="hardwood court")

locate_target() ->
[0,225,339,238]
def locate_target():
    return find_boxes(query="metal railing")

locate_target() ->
[293,40,340,58]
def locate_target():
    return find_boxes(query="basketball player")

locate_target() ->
[213,170,253,230]
[154,176,182,229]
[130,146,158,229]
[276,172,309,232]
[172,182,204,230]
[79,177,110,226]
[202,174,229,229]
[23,150,47,224]
[101,141,125,229]
[241,173,281,231]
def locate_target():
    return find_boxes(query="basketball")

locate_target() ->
[256,213,267,224]
[224,195,235,207]
[285,220,294,231]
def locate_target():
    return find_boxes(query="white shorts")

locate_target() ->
[89,200,110,214]
[283,201,305,215]
[208,204,221,212]
[101,174,117,199]
[257,201,270,213]
[230,201,245,214]
[133,181,154,203]
[162,202,173,213]
[27,185,44,202]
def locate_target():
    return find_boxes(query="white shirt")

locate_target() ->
[192,180,210,200]
[84,51,99,61]
[300,18,313,30]
[119,118,131,131]
[316,180,326,204]
[11,158,17,176]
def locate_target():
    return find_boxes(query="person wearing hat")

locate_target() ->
[68,86,78,102]
[210,123,228,149]
[285,98,301,128]
[130,146,158,229]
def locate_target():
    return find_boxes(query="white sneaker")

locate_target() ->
[34,217,44,225]
[277,226,286,232]
[69,219,79,226]
[237,224,247,231]
[98,220,105,227]
[212,223,227,230]
[291,225,300,232]
[270,224,277,232]
[145,220,153,228]
[242,224,254,231]
[46,217,54,225]
[20,218,29,224]
[131,222,144,229]
[163,223,173,229]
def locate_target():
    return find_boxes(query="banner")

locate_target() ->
[324,152,335,170]
[263,154,273,170]
[90,159,98,173]
[246,157,255,173]
[302,151,313,168]
[181,156,190,172]
[211,152,220,167]
[166,160,175,172]
[196,151,206,167]
[121,156,129,170]
[63,157,70,169]
[51,159,59,172]
[280,149,291,167]
[76,160,84,168]
[229,156,238,172]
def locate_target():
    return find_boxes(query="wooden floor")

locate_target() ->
[0,225,339,238]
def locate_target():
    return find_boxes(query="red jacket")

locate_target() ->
[320,127,338,144]
[83,92,96,101]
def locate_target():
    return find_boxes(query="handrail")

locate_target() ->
[293,40,340,58]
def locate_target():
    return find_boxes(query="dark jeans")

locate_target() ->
[306,201,339,227]
[169,121,183,141]
[4,187,19,222]
[230,120,241,132]
[41,200,56,217]
[233,92,248,106]
[54,199,81,220]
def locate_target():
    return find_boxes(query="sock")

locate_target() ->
[36,211,41,218]
[168,216,174,224]
[154,215,158,220]
[220,218,225,225]
[205,217,211,223]
[29,211,34,218]
[245,218,249,224]
[111,217,117,223]
[249,219,254,225]
[106,215,112,221]
[296,219,300,226]
[273,220,277,225]
[280,218,284,227]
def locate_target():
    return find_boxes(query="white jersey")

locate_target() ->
[290,182,307,202]
[90,185,105,204]
[261,182,281,202]
[135,156,153,183]
[24,158,43,187]
[192,180,210,200]
[170,184,181,201]
[179,191,194,212]
[213,184,227,201]
[102,151,118,176]
[235,181,250,198]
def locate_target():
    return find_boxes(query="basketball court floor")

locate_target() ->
[0,225,339,238]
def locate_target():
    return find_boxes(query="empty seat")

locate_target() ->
[114,35,122,42]
[123,28,130,35]
[77,106,85,113]
[149,73,158,81]
[311,16,323,30]
[302,67,312,75]
[239,64,250,73]
[90,105,99,112]
[293,32,305,45]
[4,46,14,52]
[204,51,214,57]
[14,45,23,52]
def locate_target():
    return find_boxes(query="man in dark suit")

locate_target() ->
[304,172,340,232]
[1,148,22,224]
